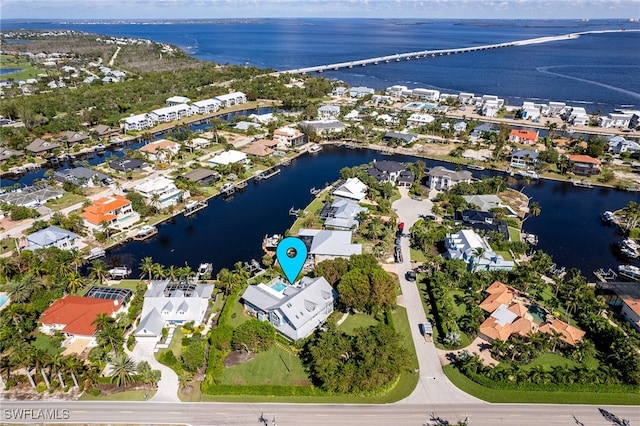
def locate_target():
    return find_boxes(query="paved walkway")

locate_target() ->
[129,339,180,402]
[392,188,483,406]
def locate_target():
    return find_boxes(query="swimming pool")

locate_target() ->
[0,294,9,309]
[271,282,287,292]
[528,305,546,324]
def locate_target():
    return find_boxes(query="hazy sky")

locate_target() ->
[2,0,639,20]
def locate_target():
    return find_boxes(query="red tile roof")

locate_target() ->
[40,295,121,336]
[568,154,601,165]
[80,195,130,225]
[509,129,538,142]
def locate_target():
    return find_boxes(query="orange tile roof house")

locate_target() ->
[242,139,279,157]
[568,154,601,176]
[621,298,640,332]
[509,129,539,145]
[538,319,586,346]
[479,281,516,313]
[39,295,123,337]
[139,138,180,162]
[80,194,140,231]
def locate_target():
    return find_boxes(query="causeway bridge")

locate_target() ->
[282,30,638,75]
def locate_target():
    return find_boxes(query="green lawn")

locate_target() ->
[108,280,141,291]
[443,365,640,405]
[289,194,327,235]
[0,54,47,80]
[508,227,521,242]
[228,298,252,328]
[523,353,599,371]
[338,313,380,335]
[32,333,63,356]
[219,345,311,386]
[45,193,87,210]
[79,389,157,401]
[410,248,428,263]
[0,237,18,255]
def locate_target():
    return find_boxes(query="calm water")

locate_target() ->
[2,19,639,111]
[101,145,639,278]
[0,68,22,75]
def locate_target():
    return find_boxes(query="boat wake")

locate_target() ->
[536,65,640,99]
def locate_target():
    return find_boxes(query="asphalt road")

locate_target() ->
[1,400,638,426]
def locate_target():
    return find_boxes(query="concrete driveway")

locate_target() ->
[129,339,180,402]
[392,188,482,406]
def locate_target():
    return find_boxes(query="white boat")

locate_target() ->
[601,211,615,223]
[308,144,323,153]
[87,247,106,260]
[197,262,213,275]
[133,225,158,240]
[220,183,235,196]
[108,266,131,280]
[262,234,282,251]
[467,164,486,171]
[516,170,539,180]
[618,264,640,281]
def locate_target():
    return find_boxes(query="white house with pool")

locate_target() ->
[240,276,336,341]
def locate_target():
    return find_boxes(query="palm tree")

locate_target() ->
[65,356,83,389]
[100,220,112,240]
[88,259,108,284]
[152,263,166,281]
[167,265,179,282]
[67,249,85,273]
[178,371,192,391]
[139,257,155,281]
[216,268,236,295]
[109,353,136,387]
[66,271,87,294]
[471,247,486,272]
[5,277,32,303]
[529,201,541,217]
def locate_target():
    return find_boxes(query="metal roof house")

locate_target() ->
[241,276,336,341]
[25,226,81,251]
[54,167,109,187]
[298,229,362,264]
[320,197,368,230]
[367,160,407,184]
[134,281,214,341]
[444,229,514,272]
[332,177,367,201]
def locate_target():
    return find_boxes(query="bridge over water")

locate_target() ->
[281,30,638,75]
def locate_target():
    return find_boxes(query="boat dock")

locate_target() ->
[289,207,303,217]
[572,180,593,188]
[132,225,158,241]
[255,167,281,181]
[108,266,131,280]
[86,247,106,260]
[184,200,208,217]
[220,183,235,196]
[594,268,618,282]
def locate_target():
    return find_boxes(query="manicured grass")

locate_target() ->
[289,194,327,235]
[33,333,63,356]
[108,280,141,291]
[338,312,380,335]
[44,193,87,210]
[79,389,156,401]
[0,237,18,255]
[443,365,640,405]
[219,345,311,386]
[228,298,252,328]
[166,328,185,358]
[508,227,521,242]
[410,248,428,263]
[523,353,577,370]
[0,54,47,80]
[495,249,513,261]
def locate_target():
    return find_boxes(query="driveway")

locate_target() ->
[129,339,180,402]
[392,188,483,405]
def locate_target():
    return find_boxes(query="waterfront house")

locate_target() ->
[109,157,146,173]
[233,121,262,132]
[166,96,191,106]
[382,132,418,146]
[241,276,336,341]
[547,101,567,117]
[25,138,60,155]
[61,131,90,145]
[80,194,140,231]
[349,86,375,98]
[509,129,539,145]
[331,87,348,97]
[413,88,440,101]
[91,124,120,140]
[444,229,514,272]
[209,150,249,166]
[149,103,193,123]
[599,112,633,129]
[134,175,183,209]
[470,123,497,139]
[0,147,24,163]
[461,195,518,216]
[620,298,640,332]
[371,94,394,105]
[385,85,409,97]
[273,126,306,148]
[406,113,435,127]
[332,177,368,201]
[190,98,222,114]
[298,120,346,136]
[242,139,278,157]
[317,105,341,120]
[0,185,63,208]
[426,166,473,191]
[509,149,539,169]
[186,137,212,150]
[608,136,640,155]
[180,168,220,186]
[462,210,494,225]
[482,99,501,118]
[134,281,214,341]
[54,167,110,188]
[139,139,180,162]
[40,295,123,340]
[298,229,362,264]
[397,170,415,188]
[320,197,368,230]
[568,154,601,176]
[25,226,81,251]
[121,113,154,132]
[367,160,407,184]
[249,113,277,125]
[215,91,247,108]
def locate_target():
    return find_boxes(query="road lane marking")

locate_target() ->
[120,411,134,414]
[169,412,182,414]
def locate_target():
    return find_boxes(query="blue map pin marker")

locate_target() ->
[276,236,308,284]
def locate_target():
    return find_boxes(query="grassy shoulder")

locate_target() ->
[79,389,156,401]
[443,365,640,405]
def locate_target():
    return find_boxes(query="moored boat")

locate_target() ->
[618,264,640,281]
[601,210,615,223]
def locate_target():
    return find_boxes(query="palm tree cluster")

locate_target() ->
[139,257,194,283]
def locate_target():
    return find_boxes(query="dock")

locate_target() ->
[132,225,158,241]
[594,268,618,282]
[255,168,281,181]
[108,266,131,280]
[235,181,248,190]
[289,207,302,217]
[184,200,208,217]
[86,247,106,260]
[572,180,593,188]
[310,187,322,195]
[220,183,235,196]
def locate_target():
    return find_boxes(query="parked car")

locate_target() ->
[406,270,417,281]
